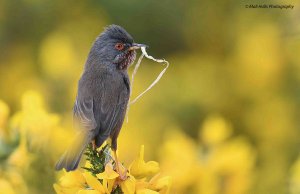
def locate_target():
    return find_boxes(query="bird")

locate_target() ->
[55,24,146,178]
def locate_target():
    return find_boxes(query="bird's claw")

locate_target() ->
[112,166,128,190]
[117,171,128,181]
[92,140,96,150]
[114,161,128,181]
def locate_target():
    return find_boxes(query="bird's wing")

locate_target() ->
[73,96,97,130]
[94,74,130,145]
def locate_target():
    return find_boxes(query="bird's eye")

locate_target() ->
[115,43,124,51]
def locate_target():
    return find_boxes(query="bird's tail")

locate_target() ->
[55,131,93,172]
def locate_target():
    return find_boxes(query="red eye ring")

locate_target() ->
[115,43,124,51]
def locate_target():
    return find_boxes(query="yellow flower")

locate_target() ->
[81,163,122,194]
[83,172,106,194]
[4,169,28,194]
[54,145,171,194]
[11,90,60,150]
[130,145,159,179]
[135,179,150,191]
[54,170,86,194]
[21,90,45,112]
[149,174,172,194]
[0,179,16,194]
[54,184,77,194]
[120,175,136,194]
[8,134,33,169]
[96,163,119,180]
[200,115,232,145]
[159,130,198,191]
[84,160,93,169]
[60,170,85,188]
[95,163,119,193]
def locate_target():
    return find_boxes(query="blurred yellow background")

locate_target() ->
[1,1,300,194]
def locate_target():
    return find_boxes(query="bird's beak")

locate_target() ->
[128,43,148,51]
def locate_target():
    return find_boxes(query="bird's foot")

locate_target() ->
[112,162,128,189]
[115,161,128,181]
[92,140,96,150]
[118,172,128,181]
[112,150,128,181]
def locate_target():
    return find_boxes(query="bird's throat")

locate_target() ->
[117,50,136,70]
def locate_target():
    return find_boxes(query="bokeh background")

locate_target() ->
[1,0,300,194]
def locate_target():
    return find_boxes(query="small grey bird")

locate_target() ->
[55,25,146,174]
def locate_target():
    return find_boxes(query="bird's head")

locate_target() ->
[88,24,147,70]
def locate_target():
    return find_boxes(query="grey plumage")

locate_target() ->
[55,25,143,171]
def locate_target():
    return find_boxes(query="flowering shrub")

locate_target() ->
[54,145,171,194]
[0,91,256,194]
[1,89,296,194]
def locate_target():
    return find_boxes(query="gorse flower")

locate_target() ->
[0,178,16,194]
[54,145,171,194]
[54,170,86,194]
[7,133,33,169]
[10,90,61,153]
[129,145,159,179]
[1,90,258,194]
